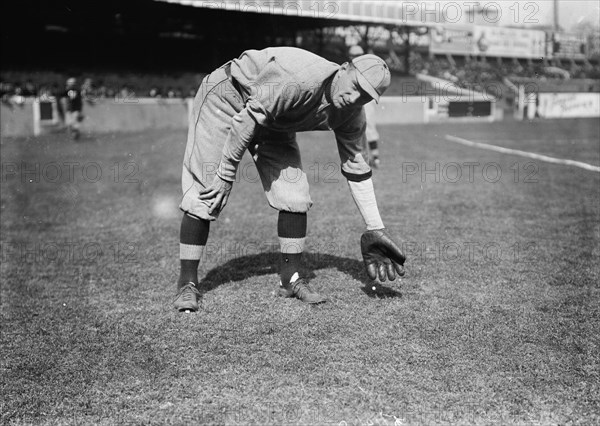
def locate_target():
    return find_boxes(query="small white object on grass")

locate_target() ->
[372,286,376,291]
[184,310,191,314]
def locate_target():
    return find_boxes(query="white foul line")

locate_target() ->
[445,135,600,173]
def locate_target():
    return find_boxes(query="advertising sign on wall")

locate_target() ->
[537,93,600,118]
[472,26,546,58]
[552,33,588,59]
[430,25,474,55]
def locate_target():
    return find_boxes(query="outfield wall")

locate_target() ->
[82,98,190,133]
[373,97,428,124]
[1,98,190,138]
[1,101,35,137]
[1,96,498,137]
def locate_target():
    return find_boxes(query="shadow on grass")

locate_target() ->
[199,251,402,299]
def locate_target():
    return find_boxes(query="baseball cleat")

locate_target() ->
[278,277,326,304]
[174,282,201,312]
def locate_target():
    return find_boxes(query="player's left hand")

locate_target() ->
[361,229,406,282]
[198,175,233,215]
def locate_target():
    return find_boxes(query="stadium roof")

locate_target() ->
[154,0,437,27]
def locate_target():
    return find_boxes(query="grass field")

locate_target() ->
[1,118,599,425]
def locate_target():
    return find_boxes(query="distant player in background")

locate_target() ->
[81,78,95,101]
[60,77,83,140]
[349,45,381,168]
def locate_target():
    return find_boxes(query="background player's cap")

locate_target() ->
[348,45,365,58]
[351,54,390,103]
[66,77,77,86]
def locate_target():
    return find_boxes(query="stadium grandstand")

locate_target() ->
[2,0,599,135]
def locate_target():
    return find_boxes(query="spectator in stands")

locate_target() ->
[442,70,459,83]
[96,80,108,99]
[0,81,12,101]
[149,87,162,98]
[38,85,53,102]
[81,78,95,102]
[11,83,26,106]
[349,45,381,168]
[118,85,132,101]
[60,77,83,140]
[106,87,116,99]
[23,79,37,97]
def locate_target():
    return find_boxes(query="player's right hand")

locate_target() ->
[198,175,233,215]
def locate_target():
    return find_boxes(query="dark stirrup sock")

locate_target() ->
[178,213,210,287]
[278,211,307,286]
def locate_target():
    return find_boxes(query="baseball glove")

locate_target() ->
[361,229,406,281]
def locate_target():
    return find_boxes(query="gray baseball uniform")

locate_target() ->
[180,47,371,220]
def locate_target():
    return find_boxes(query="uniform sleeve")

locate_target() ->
[334,107,384,230]
[334,107,372,181]
[347,179,384,230]
[216,107,258,182]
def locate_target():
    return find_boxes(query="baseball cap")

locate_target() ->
[348,45,365,57]
[351,54,391,102]
[66,78,76,86]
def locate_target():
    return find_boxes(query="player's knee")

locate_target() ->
[287,198,313,213]
[265,169,311,212]
[276,201,312,213]
[179,194,220,221]
[269,188,312,213]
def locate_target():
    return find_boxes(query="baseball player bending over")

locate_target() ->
[175,47,405,312]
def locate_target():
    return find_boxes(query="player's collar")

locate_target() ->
[319,74,336,112]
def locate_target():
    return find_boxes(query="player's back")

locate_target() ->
[231,47,339,92]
